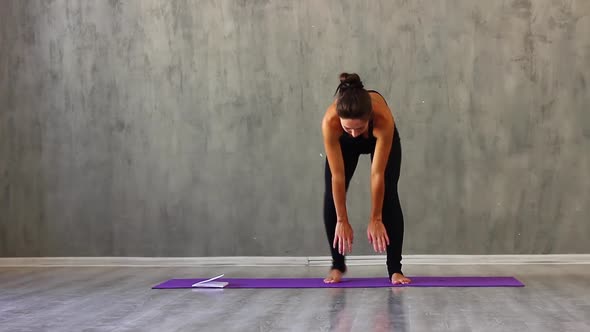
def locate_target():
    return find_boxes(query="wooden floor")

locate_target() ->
[0,264,588,331]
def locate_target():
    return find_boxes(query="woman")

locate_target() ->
[321,73,411,285]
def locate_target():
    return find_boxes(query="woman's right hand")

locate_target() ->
[334,219,354,255]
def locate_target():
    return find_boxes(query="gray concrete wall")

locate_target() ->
[1,0,589,257]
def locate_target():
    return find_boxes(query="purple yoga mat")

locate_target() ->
[152,276,524,289]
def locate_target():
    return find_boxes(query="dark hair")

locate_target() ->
[334,73,372,120]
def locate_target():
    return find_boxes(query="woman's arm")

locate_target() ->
[322,114,348,222]
[369,96,395,221]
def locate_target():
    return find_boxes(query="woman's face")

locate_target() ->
[340,118,369,137]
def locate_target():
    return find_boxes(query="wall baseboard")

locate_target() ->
[0,254,589,267]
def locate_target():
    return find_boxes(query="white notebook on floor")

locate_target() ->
[191,274,228,288]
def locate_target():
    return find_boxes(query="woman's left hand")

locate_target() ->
[367,218,389,253]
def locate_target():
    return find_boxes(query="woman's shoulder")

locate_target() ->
[322,101,342,135]
[369,91,395,130]
[369,90,390,113]
[368,90,389,107]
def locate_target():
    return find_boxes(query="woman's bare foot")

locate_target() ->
[391,273,411,285]
[324,269,344,283]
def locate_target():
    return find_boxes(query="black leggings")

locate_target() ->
[323,131,404,279]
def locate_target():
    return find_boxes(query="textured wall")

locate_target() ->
[1,0,589,257]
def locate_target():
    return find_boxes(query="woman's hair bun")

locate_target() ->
[335,72,364,95]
